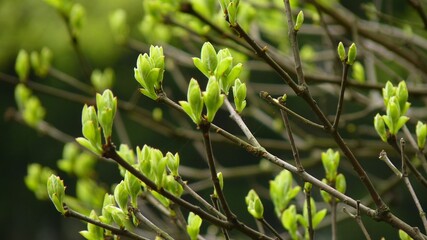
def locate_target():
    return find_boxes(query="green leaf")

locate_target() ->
[203,77,224,122]
[374,113,387,142]
[201,42,217,75]
[187,212,202,240]
[312,209,327,228]
[114,181,129,212]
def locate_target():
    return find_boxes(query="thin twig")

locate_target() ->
[48,68,94,95]
[174,175,227,220]
[64,206,148,240]
[129,207,174,240]
[305,185,314,240]
[260,218,284,240]
[283,0,305,85]
[342,201,372,240]
[259,92,324,129]
[200,121,235,221]
[279,97,304,171]
[223,98,262,147]
[400,138,427,233]
[332,62,350,129]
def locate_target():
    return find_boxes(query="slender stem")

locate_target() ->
[174,175,227,220]
[387,135,427,188]
[305,185,314,240]
[332,63,350,129]
[279,97,304,171]
[130,207,174,240]
[260,218,284,240]
[400,139,427,233]
[64,206,148,240]
[342,201,372,240]
[260,92,324,129]
[378,150,402,177]
[223,98,262,147]
[200,122,235,221]
[211,196,230,240]
[283,0,305,85]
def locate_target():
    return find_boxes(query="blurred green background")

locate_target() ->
[1,0,425,239]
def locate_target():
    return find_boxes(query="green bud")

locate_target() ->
[117,144,136,177]
[374,113,388,142]
[153,152,167,188]
[352,61,365,83]
[396,81,409,114]
[22,96,46,127]
[335,173,346,195]
[137,145,153,180]
[14,83,32,111]
[134,46,164,100]
[69,3,85,37]
[187,212,202,240]
[74,152,96,178]
[304,182,312,192]
[232,79,247,113]
[96,89,117,141]
[213,172,224,197]
[346,43,357,65]
[109,9,129,44]
[245,189,264,219]
[416,121,427,150]
[91,68,115,92]
[114,181,129,212]
[201,42,218,76]
[80,210,104,240]
[166,152,180,176]
[399,229,412,240]
[100,194,115,224]
[31,47,52,77]
[303,199,327,229]
[164,175,183,197]
[57,142,79,175]
[337,42,346,62]
[224,63,242,94]
[124,171,141,207]
[76,105,102,154]
[269,170,301,217]
[179,78,204,125]
[382,81,395,107]
[320,179,332,203]
[203,77,225,122]
[281,205,298,239]
[104,205,127,228]
[15,49,30,82]
[294,11,304,31]
[321,148,340,182]
[151,190,170,207]
[47,174,66,214]
[227,0,240,26]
